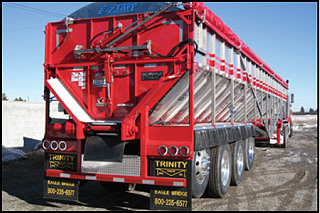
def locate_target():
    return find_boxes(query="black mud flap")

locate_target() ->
[149,159,192,211]
[45,153,77,172]
[44,177,79,201]
[194,124,256,151]
[84,136,125,162]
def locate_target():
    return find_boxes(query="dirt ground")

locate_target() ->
[2,130,318,211]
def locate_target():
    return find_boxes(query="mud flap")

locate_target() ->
[149,159,192,211]
[44,177,79,201]
[84,136,124,162]
[194,124,256,151]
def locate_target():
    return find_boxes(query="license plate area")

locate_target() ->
[43,177,79,201]
[149,159,192,211]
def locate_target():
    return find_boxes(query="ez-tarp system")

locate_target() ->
[66,2,288,89]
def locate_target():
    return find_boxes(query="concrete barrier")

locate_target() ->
[2,101,65,150]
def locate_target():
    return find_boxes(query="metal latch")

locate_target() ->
[74,45,83,59]
[74,40,152,59]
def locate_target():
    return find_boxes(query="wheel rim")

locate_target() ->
[221,149,230,186]
[248,139,254,162]
[195,150,210,185]
[286,126,290,143]
[237,144,244,175]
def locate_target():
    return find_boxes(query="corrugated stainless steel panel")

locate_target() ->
[149,70,190,125]
[81,155,140,177]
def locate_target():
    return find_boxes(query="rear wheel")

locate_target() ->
[282,124,290,148]
[191,149,211,198]
[230,140,245,186]
[206,144,231,198]
[244,137,255,171]
[289,122,293,138]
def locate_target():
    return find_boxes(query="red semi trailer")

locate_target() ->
[42,2,293,210]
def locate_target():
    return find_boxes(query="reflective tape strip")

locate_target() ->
[113,178,125,182]
[117,103,133,107]
[114,65,126,69]
[60,173,70,178]
[206,57,215,67]
[90,66,99,70]
[173,181,184,187]
[86,176,96,180]
[142,180,154,185]
[73,67,83,71]
[144,63,156,68]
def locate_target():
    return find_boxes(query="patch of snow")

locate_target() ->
[291,114,317,122]
[280,152,301,163]
[2,146,28,162]
[292,124,317,131]
[291,114,318,131]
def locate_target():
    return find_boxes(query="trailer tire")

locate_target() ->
[244,137,255,171]
[289,122,293,138]
[282,124,289,148]
[230,140,245,186]
[206,144,231,198]
[191,149,211,198]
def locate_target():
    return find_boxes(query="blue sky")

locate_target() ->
[2,2,317,111]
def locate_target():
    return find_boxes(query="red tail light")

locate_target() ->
[50,141,59,150]
[158,145,168,156]
[42,140,50,150]
[179,146,189,156]
[59,141,67,151]
[168,146,178,156]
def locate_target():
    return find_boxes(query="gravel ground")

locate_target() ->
[2,130,318,211]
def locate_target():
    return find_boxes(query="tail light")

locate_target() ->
[179,146,189,156]
[42,140,68,151]
[157,145,190,156]
[59,141,67,151]
[168,146,178,156]
[42,140,51,150]
[158,145,168,156]
[50,141,59,150]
